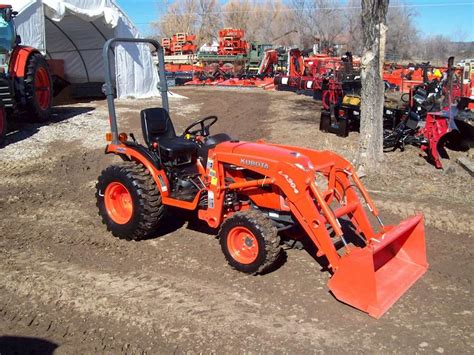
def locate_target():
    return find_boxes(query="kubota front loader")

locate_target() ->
[96,38,428,318]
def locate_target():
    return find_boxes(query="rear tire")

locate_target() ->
[23,53,53,122]
[219,210,282,274]
[96,162,165,240]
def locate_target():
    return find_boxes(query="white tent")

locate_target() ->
[8,0,159,98]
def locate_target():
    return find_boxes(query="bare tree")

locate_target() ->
[196,0,222,43]
[291,0,345,51]
[291,0,315,47]
[153,0,221,45]
[153,0,198,37]
[358,0,389,172]
[421,35,453,65]
[222,0,253,33]
[152,0,428,61]
[252,1,297,45]
[385,2,419,61]
[344,0,363,54]
[220,0,297,45]
[343,1,419,59]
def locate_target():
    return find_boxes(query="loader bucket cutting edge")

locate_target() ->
[328,215,428,318]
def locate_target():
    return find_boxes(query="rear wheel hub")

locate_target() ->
[35,67,51,110]
[104,182,133,224]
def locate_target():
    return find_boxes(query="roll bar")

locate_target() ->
[103,38,169,144]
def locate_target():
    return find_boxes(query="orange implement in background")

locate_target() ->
[162,32,197,55]
[218,28,248,55]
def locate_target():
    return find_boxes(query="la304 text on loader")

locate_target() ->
[96,38,428,318]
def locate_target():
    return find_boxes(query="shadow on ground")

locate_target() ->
[0,336,58,355]
[1,107,95,148]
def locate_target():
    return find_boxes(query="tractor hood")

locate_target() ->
[215,140,315,171]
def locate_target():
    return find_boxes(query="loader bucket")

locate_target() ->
[328,215,428,318]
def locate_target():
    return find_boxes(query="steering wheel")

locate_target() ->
[183,116,218,137]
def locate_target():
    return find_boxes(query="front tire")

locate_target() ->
[96,162,165,240]
[219,210,282,274]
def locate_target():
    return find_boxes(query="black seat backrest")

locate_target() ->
[141,108,176,146]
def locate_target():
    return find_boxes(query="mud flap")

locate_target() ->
[328,215,428,318]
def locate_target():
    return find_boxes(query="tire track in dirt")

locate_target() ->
[1,207,472,354]
[0,294,163,353]
[0,247,341,352]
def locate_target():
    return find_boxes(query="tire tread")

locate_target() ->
[23,53,52,122]
[96,162,164,240]
[219,210,281,275]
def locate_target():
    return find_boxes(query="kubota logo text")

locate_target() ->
[240,158,269,169]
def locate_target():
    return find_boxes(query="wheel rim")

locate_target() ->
[104,182,133,224]
[227,226,259,264]
[35,67,51,111]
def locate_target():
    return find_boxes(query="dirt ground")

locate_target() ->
[0,87,472,354]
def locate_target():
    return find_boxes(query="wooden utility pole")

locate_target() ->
[358,0,389,173]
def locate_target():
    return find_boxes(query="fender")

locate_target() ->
[106,143,171,196]
[106,143,204,211]
[9,45,40,78]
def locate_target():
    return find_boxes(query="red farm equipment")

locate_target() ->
[382,62,448,94]
[456,59,474,103]
[274,50,356,110]
[161,37,171,55]
[257,49,279,78]
[97,38,428,318]
[274,48,306,92]
[305,54,348,76]
[202,49,278,88]
[184,63,234,86]
[383,57,473,168]
[218,28,248,56]
[0,5,52,144]
[162,33,197,56]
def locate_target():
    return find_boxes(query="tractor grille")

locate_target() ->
[0,78,14,108]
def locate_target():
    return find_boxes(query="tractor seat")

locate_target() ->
[141,108,197,162]
[155,137,197,160]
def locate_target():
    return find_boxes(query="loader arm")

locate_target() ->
[270,144,382,233]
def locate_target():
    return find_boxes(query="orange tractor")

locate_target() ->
[97,39,428,318]
[0,5,52,144]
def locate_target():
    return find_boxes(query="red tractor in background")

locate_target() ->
[0,5,52,144]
